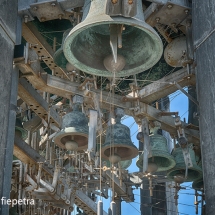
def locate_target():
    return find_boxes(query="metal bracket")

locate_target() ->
[87,109,98,166]
[106,0,137,17]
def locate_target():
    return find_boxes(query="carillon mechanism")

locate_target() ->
[54,95,89,151]
[101,108,138,162]
[192,158,203,191]
[136,123,176,173]
[63,0,163,77]
[4,0,207,214]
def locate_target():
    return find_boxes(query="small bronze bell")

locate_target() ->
[101,114,138,162]
[136,127,175,173]
[53,28,72,68]
[54,102,88,151]
[15,118,28,140]
[167,145,202,182]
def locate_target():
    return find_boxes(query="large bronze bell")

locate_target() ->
[54,103,88,151]
[53,28,72,68]
[63,0,163,77]
[136,127,176,173]
[167,145,202,182]
[101,116,138,162]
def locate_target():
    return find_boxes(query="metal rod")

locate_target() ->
[110,201,116,215]
[97,200,103,215]
[174,82,199,106]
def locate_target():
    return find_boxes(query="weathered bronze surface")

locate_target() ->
[167,145,202,182]
[101,119,138,161]
[54,104,88,151]
[136,129,176,172]
[64,0,163,77]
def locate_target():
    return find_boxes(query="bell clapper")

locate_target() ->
[103,24,126,73]
[65,137,78,151]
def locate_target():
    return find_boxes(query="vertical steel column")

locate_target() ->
[139,125,152,215]
[0,1,18,214]
[114,197,121,215]
[192,1,215,214]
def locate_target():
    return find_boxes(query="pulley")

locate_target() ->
[136,127,175,173]
[63,0,163,77]
[167,145,202,182]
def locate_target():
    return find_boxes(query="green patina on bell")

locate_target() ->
[136,127,175,172]
[192,178,204,191]
[167,145,202,182]
[53,28,72,68]
[63,0,163,77]
[15,118,28,140]
[54,103,88,151]
[101,116,138,161]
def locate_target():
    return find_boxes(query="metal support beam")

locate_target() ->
[138,67,195,104]
[18,78,61,126]
[17,59,199,143]
[193,1,215,214]
[22,22,69,79]
[105,170,134,202]
[13,135,108,215]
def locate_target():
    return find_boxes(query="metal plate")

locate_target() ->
[146,2,190,27]
[30,0,65,22]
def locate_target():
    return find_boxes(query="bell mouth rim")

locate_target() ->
[54,131,88,151]
[63,16,163,77]
[136,152,176,172]
[15,127,28,140]
[167,166,203,182]
[101,144,139,161]
[192,178,203,190]
[53,48,67,68]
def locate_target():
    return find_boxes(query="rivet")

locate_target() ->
[167,4,173,9]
